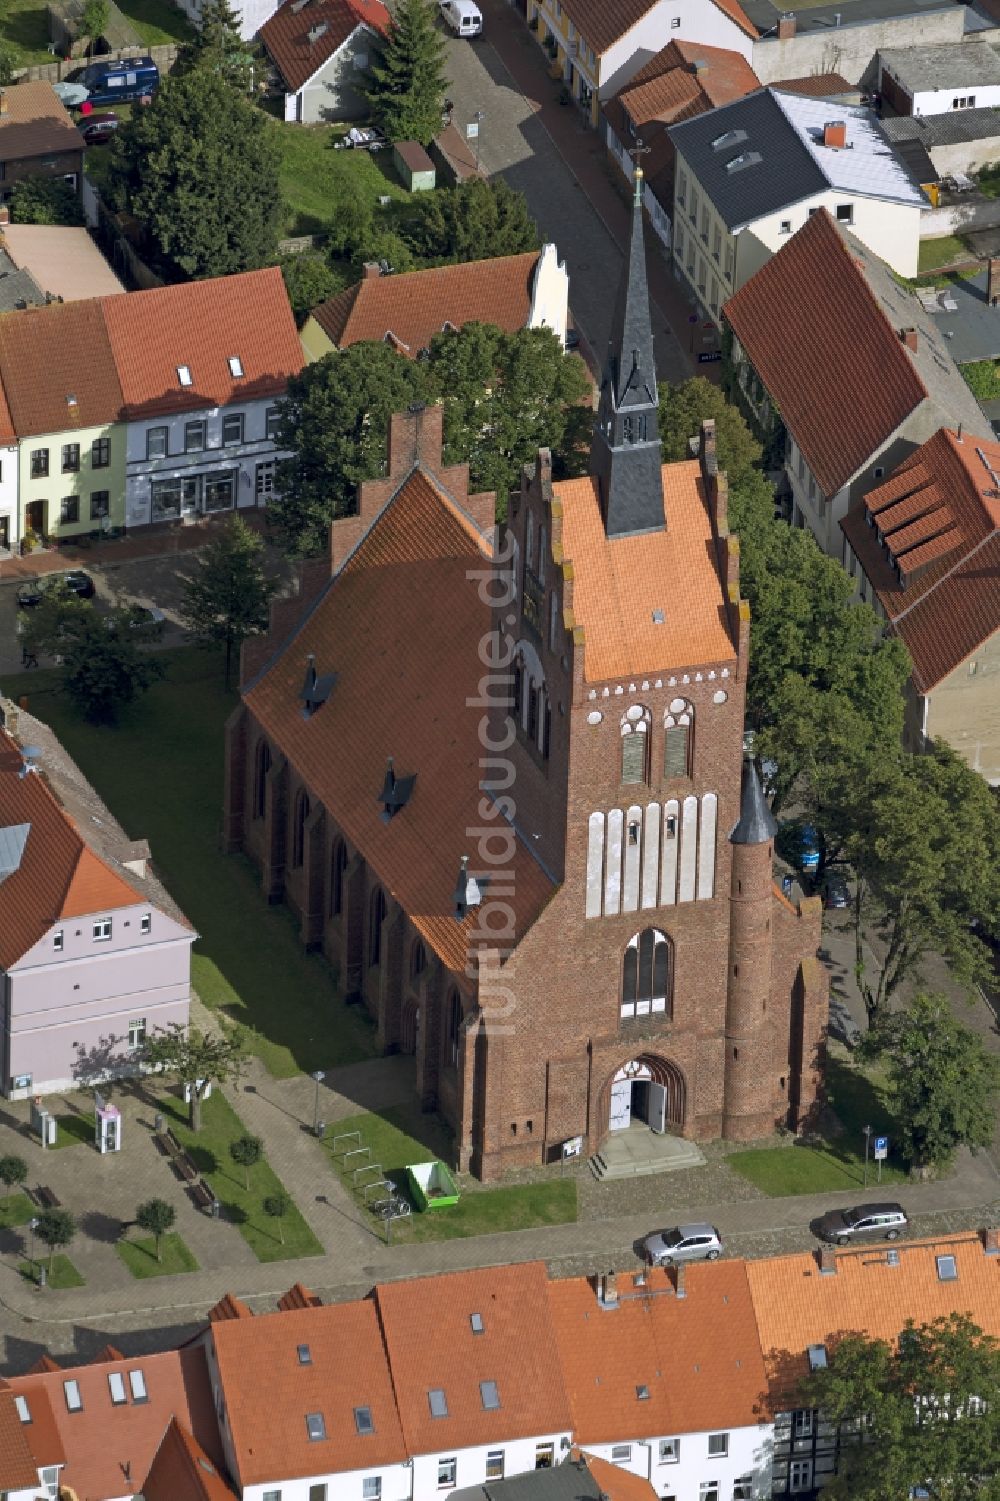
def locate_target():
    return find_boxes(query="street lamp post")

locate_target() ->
[311,1070,325,1137]
[28,1216,38,1283]
[473,109,485,171]
[863,1124,872,1188]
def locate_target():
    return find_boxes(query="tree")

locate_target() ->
[0,41,20,85]
[135,1197,177,1262]
[844,743,1000,1021]
[105,71,282,281]
[177,0,255,93]
[657,376,762,484]
[22,590,164,724]
[365,0,449,146]
[801,1314,1000,1501]
[143,1022,247,1131]
[269,342,433,556]
[0,1155,27,1205]
[263,1190,290,1244]
[864,993,1000,1170]
[229,1133,262,1191]
[428,321,590,507]
[9,177,86,227]
[80,0,109,56]
[278,251,343,326]
[35,1208,76,1277]
[180,516,274,690]
[400,178,537,264]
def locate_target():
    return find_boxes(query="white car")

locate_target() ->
[440,0,483,36]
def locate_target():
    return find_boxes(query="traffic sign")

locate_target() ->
[874,1136,888,1161]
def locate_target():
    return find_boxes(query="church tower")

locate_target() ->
[591,167,665,537]
[724,759,780,1140]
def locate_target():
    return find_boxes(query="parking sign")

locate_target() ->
[874,1136,888,1161]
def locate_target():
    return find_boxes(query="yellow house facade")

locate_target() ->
[19,420,126,543]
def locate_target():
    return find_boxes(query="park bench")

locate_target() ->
[35,1186,60,1209]
[191,1179,216,1212]
[175,1152,199,1184]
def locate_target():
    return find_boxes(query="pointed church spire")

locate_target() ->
[730,758,778,846]
[591,149,664,538]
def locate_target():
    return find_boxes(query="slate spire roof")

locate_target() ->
[590,170,665,538]
[730,758,777,845]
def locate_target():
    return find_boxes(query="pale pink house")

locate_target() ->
[0,706,193,1099]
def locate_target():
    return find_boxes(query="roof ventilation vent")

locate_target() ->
[308,21,328,41]
[299,654,337,720]
[453,854,483,922]
[289,0,308,10]
[725,151,762,174]
[379,757,416,822]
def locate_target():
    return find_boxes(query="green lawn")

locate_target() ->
[960,360,1000,400]
[728,1056,907,1197]
[0,1193,36,1226]
[117,1231,199,1278]
[271,119,411,237]
[330,1108,578,1243]
[53,1112,95,1148]
[2,651,374,1078]
[0,0,55,64]
[918,235,974,275]
[160,1088,323,1262]
[115,0,194,44]
[20,1255,85,1289]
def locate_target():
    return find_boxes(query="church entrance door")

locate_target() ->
[609,1062,668,1133]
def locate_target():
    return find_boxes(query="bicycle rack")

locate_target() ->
[331,1130,362,1157]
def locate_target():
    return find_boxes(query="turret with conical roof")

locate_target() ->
[590,167,665,538]
[730,758,778,845]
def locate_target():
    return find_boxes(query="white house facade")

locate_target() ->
[581,1424,772,1501]
[0,430,18,553]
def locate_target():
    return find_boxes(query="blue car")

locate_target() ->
[80,57,159,108]
[777,819,821,875]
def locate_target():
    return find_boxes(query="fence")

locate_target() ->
[15,41,180,85]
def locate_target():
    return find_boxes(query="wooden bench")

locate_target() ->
[191,1179,216,1211]
[165,1128,185,1158]
[35,1186,60,1210]
[175,1152,199,1185]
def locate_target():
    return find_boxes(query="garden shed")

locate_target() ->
[393,140,435,193]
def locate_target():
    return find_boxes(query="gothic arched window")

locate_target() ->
[291,789,310,868]
[549,589,559,652]
[621,929,672,1019]
[329,838,346,917]
[368,887,387,969]
[447,989,463,1067]
[620,704,651,785]
[663,700,694,779]
[411,939,427,981]
[253,740,271,820]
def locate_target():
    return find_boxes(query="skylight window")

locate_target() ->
[64,1380,83,1412]
[480,1381,500,1411]
[177,365,193,387]
[14,1395,30,1423]
[108,1373,127,1405]
[470,1313,484,1334]
[936,1255,958,1282]
[306,1412,327,1441]
[428,1388,449,1419]
[636,1385,650,1401]
[354,1407,374,1435]
[725,151,763,174]
[228,356,244,378]
[711,127,748,152]
[128,1369,148,1404]
[807,1344,828,1371]
[297,1344,312,1365]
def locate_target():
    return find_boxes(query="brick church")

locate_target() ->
[223,174,828,1181]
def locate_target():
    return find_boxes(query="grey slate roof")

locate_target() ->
[878,41,1000,93]
[730,759,777,846]
[0,248,45,312]
[0,823,30,883]
[670,89,825,230]
[740,0,954,38]
[452,1461,603,1501]
[880,106,1000,147]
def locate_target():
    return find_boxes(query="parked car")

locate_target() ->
[822,871,850,909]
[79,57,159,109]
[17,571,95,608]
[827,995,862,1050]
[441,0,483,35]
[642,1223,723,1266]
[777,818,821,876]
[80,112,119,145]
[816,1203,908,1246]
[124,604,166,635]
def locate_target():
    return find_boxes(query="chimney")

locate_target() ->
[0,90,7,115]
[900,327,918,352]
[599,1270,619,1306]
[818,1245,837,1275]
[777,12,796,38]
[983,1227,1000,1255]
[674,1263,687,1298]
[823,120,847,149]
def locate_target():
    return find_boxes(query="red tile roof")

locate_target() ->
[583,1453,660,1501]
[771,73,854,97]
[311,252,542,355]
[244,460,553,975]
[374,1262,573,1454]
[6,1347,220,1500]
[210,1297,407,1486]
[261,0,389,92]
[709,0,759,40]
[142,1417,238,1501]
[0,297,123,438]
[0,81,85,162]
[555,463,736,681]
[840,427,1000,690]
[100,267,303,419]
[0,1387,46,1489]
[0,731,148,969]
[723,209,928,497]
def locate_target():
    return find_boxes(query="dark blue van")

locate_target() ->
[80,57,159,108]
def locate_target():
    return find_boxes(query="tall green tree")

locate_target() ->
[35,1208,76,1278]
[229,1133,262,1191]
[106,71,282,280]
[22,590,164,724]
[657,376,762,483]
[278,251,342,326]
[400,178,537,264]
[801,1314,1000,1501]
[143,1023,247,1131]
[270,342,433,557]
[135,1198,177,1262]
[365,0,449,146]
[0,41,20,85]
[429,321,589,507]
[263,1190,290,1244]
[0,1155,27,1205]
[180,516,275,690]
[843,743,1000,1021]
[9,177,86,226]
[864,993,1000,1169]
[177,0,255,93]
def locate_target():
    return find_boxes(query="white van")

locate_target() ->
[441,0,483,36]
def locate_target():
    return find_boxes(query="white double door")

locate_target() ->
[609,1075,667,1133]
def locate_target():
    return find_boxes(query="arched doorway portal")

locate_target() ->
[600,1054,686,1139]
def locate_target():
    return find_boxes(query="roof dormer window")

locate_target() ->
[177,365,193,387]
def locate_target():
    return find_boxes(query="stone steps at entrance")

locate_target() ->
[588,1130,706,1181]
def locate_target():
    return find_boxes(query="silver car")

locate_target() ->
[643,1222,723,1266]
